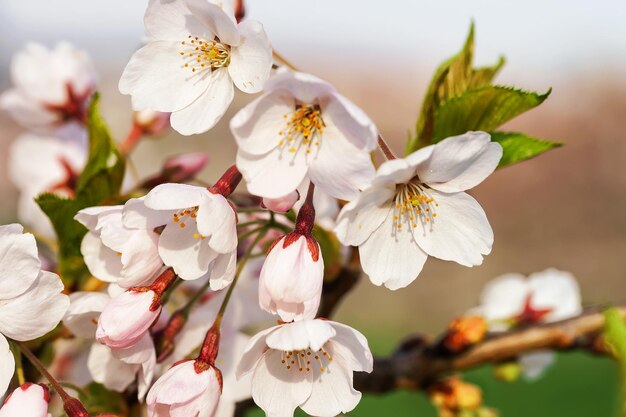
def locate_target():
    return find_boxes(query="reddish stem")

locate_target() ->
[197,322,221,367]
[294,183,316,236]
[209,165,242,197]
[148,268,177,297]
[119,124,144,155]
[378,134,397,160]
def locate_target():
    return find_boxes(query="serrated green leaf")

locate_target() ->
[468,56,506,89]
[36,93,125,287]
[432,86,551,142]
[79,382,129,417]
[490,131,561,168]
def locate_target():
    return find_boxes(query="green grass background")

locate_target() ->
[247,330,622,417]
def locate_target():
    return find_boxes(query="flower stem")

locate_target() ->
[15,341,70,401]
[10,341,25,385]
[119,124,144,156]
[272,50,299,71]
[294,183,316,236]
[378,134,397,160]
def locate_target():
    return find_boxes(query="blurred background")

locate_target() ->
[1,0,625,415]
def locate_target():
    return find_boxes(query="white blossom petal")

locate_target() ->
[87,343,138,392]
[328,322,373,372]
[145,183,211,210]
[145,0,206,41]
[527,269,582,322]
[0,334,14,398]
[236,326,277,378]
[334,187,394,247]
[266,320,336,352]
[322,93,377,151]
[520,350,555,381]
[228,20,272,94]
[0,224,40,300]
[185,0,240,45]
[158,221,218,280]
[64,292,110,338]
[196,194,237,254]
[478,273,528,325]
[80,232,123,283]
[265,70,335,103]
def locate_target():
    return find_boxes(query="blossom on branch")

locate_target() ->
[231,70,378,200]
[335,132,502,290]
[237,319,373,417]
[119,0,272,135]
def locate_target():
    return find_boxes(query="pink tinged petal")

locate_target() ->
[196,195,237,253]
[145,183,211,210]
[228,20,272,94]
[0,334,14,398]
[117,231,163,288]
[0,224,40,300]
[299,346,362,417]
[87,343,138,392]
[145,0,208,41]
[230,91,294,155]
[263,191,299,214]
[148,361,211,406]
[527,269,582,322]
[358,208,428,290]
[411,190,493,267]
[479,274,529,324]
[11,43,68,104]
[158,220,218,280]
[111,332,156,365]
[185,0,240,45]
[80,232,123,283]
[519,350,555,381]
[266,320,336,352]
[334,187,395,247]
[0,89,58,130]
[0,271,69,341]
[119,41,213,113]
[236,147,309,199]
[96,290,159,348]
[328,322,373,372]
[0,383,49,417]
[416,131,502,192]
[236,326,279,378]
[265,70,335,103]
[168,371,220,417]
[209,251,237,290]
[322,93,378,151]
[64,292,110,338]
[251,350,313,417]
[170,67,234,135]
[308,129,376,200]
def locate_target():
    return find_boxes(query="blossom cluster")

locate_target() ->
[0,0,589,417]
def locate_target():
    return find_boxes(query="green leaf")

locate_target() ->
[79,382,129,417]
[36,93,125,287]
[603,307,626,417]
[431,86,551,142]
[490,131,561,168]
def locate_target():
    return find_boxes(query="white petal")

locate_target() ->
[144,0,206,41]
[0,224,40,300]
[300,345,361,417]
[196,195,237,254]
[308,131,376,200]
[123,197,171,230]
[265,70,335,103]
[527,269,582,322]
[230,91,294,155]
[185,0,240,45]
[119,41,211,112]
[170,67,234,135]
[370,158,416,188]
[236,147,309,199]
[322,93,377,151]
[479,273,529,323]
[334,186,394,247]
[149,361,210,405]
[64,292,110,338]
[0,271,69,341]
[87,343,137,392]
[520,350,555,381]
[80,232,123,283]
[359,208,428,290]
[209,251,237,290]
[159,221,218,280]
[417,132,502,192]
[0,89,58,130]
[0,334,14,398]
[75,206,121,231]
[236,325,278,378]
[328,322,373,372]
[145,183,211,210]
[252,350,313,417]
[228,20,272,94]
[412,190,493,267]
[266,320,336,352]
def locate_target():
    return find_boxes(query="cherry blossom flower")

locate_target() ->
[472,269,582,379]
[75,200,163,288]
[0,224,69,397]
[10,133,86,238]
[0,383,50,417]
[119,0,272,135]
[335,132,502,290]
[147,359,222,417]
[0,42,96,133]
[64,288,155,399]
[237,319,373,417]
[231,70,378,200]
[139,183,238,284]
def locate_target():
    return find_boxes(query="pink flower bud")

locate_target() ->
[262,190,300,214]
[133,110,170,136]
[162,153,208,183]
[96,290,160,349]
[0,383,49,417]
[259,233,324,322]
[147,360,221,417]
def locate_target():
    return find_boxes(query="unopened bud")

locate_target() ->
[0,383,50,417]
[428,377,483,417]
[133,110,170,136]
[162,153,208,183]
[262,190,300,213]
[493,361,522,383]
[442,316,487,352]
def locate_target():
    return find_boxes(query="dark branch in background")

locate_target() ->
[318,248,361,318]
